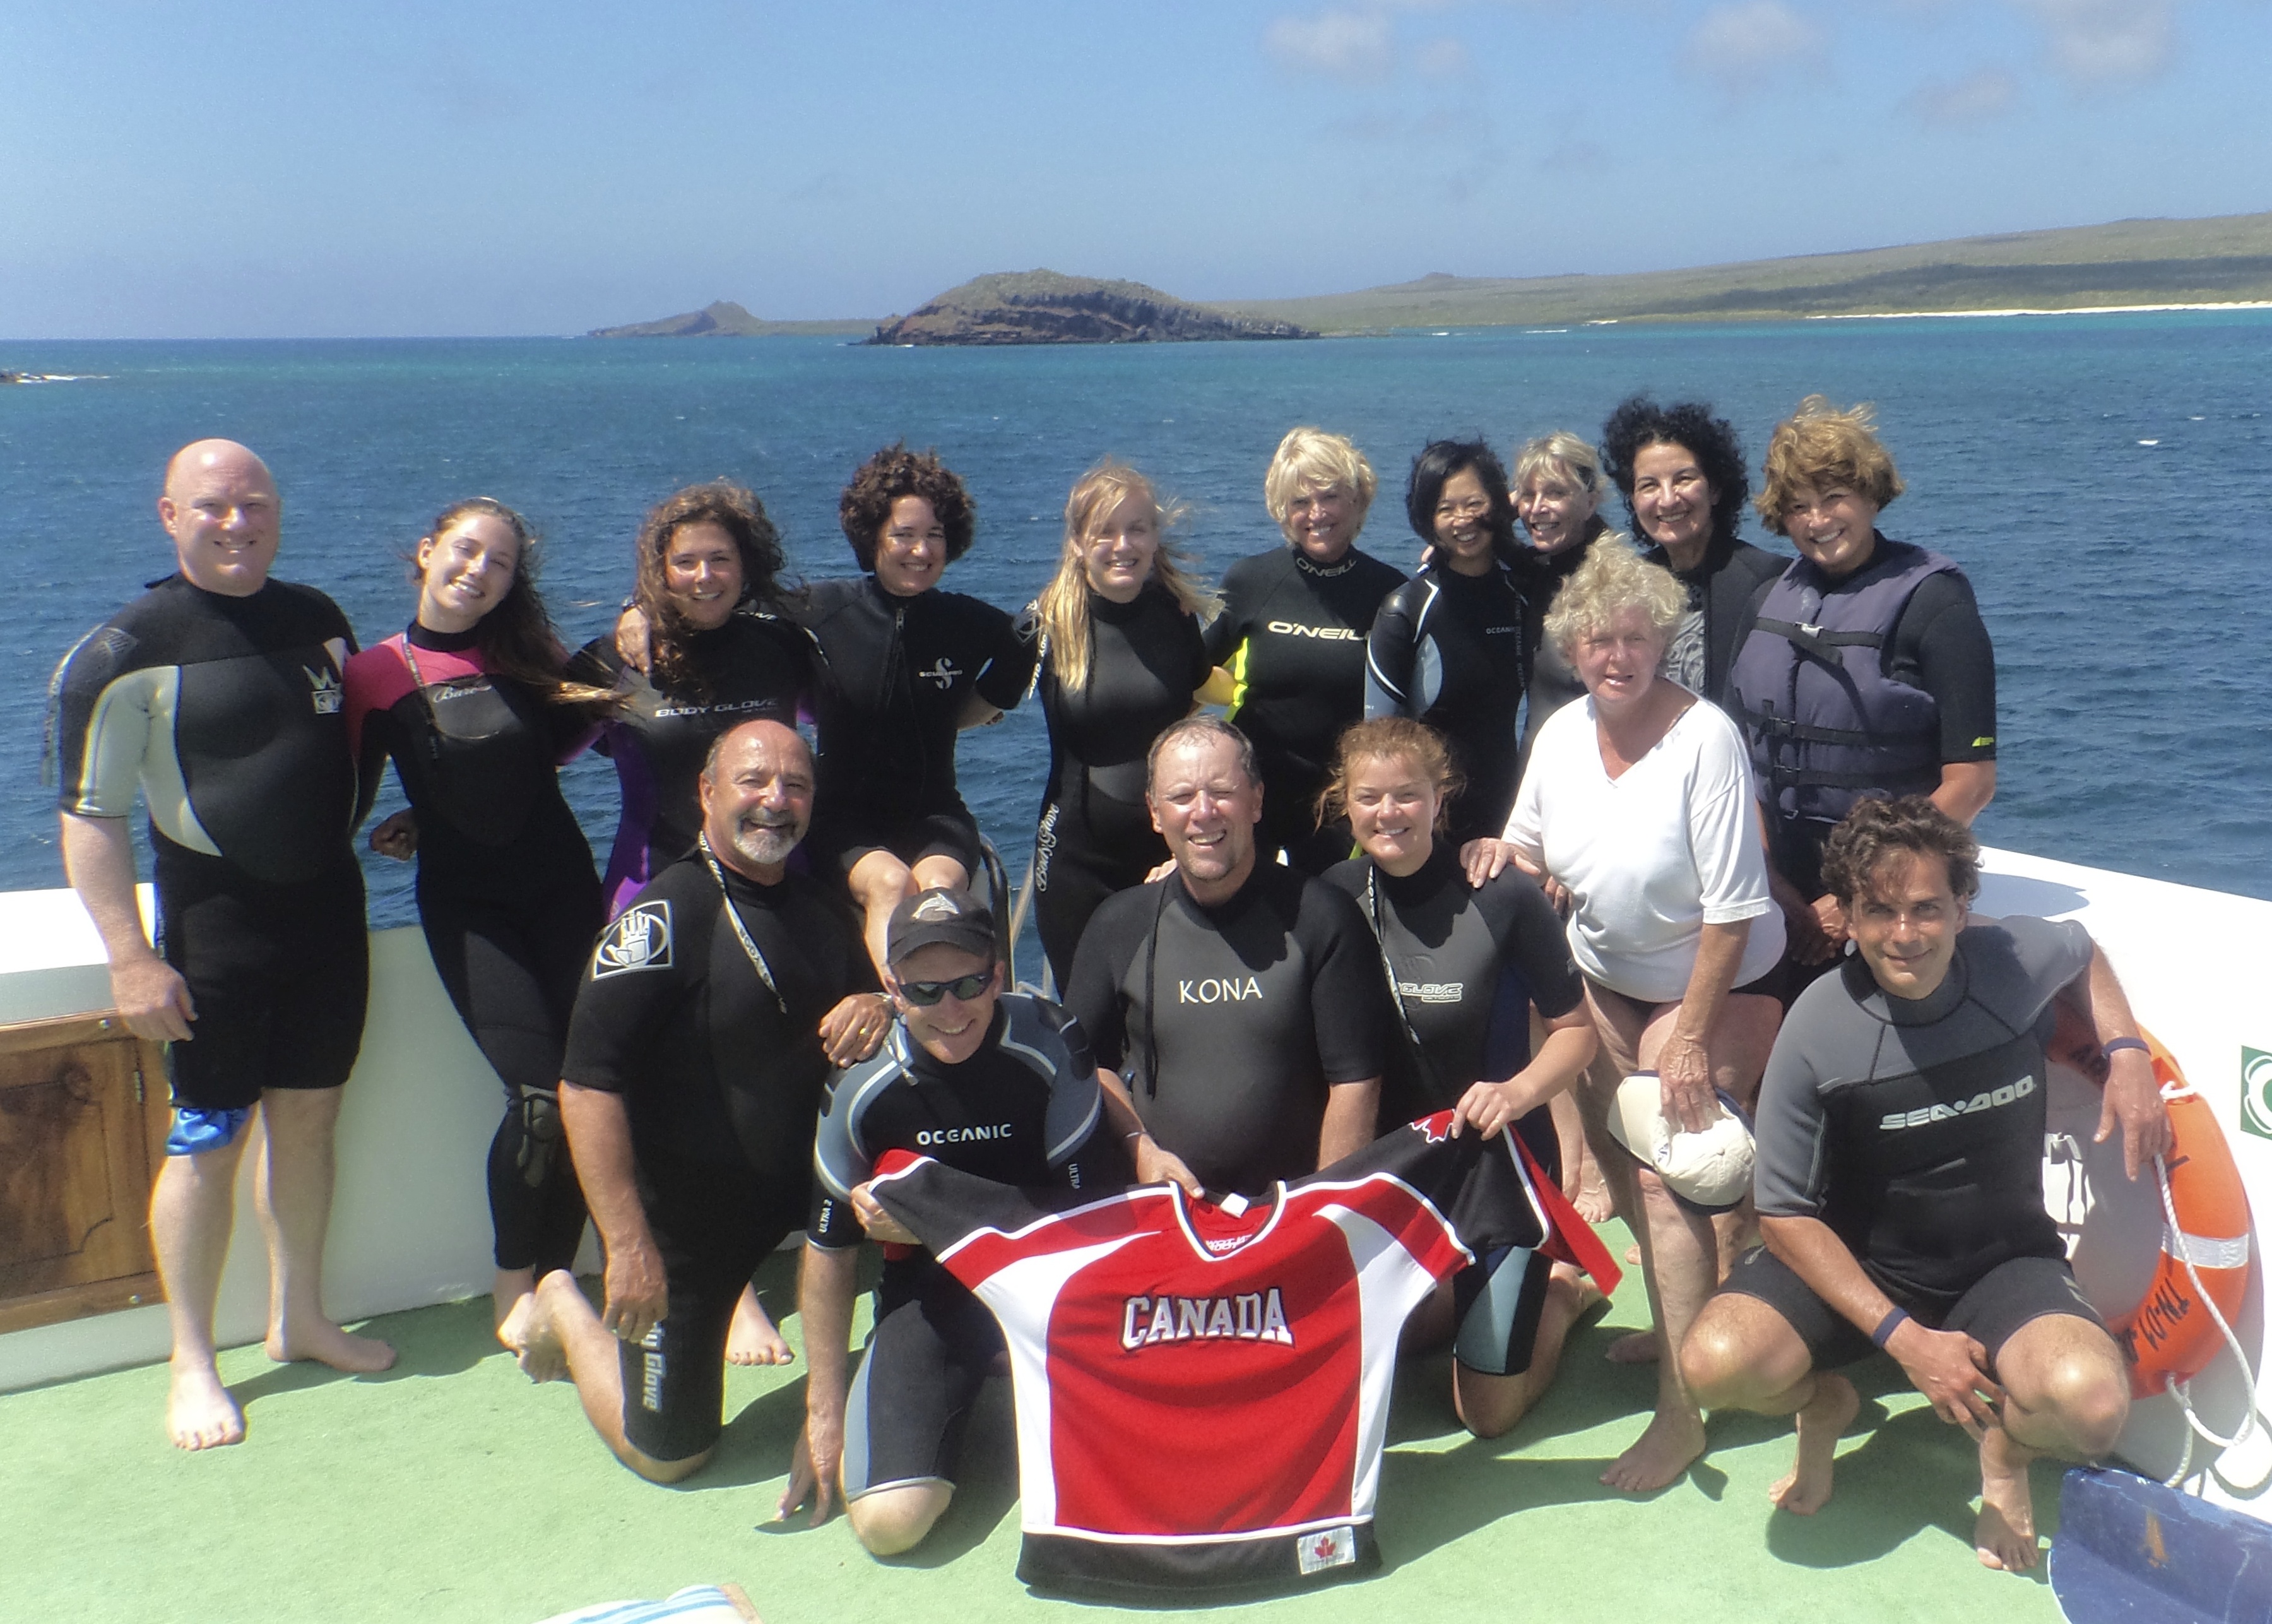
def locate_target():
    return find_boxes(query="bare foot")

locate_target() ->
[1770,1372,1860,1515]
[496,1291,536,1356]
[1624,1243,1642,1266]
[1975,1428,2040,1572]
[1606,1329,1661,1365]
[493,1267,536,1334]
[167,1360,246,1450]
[725,1285,795,1367]
[1602,1406,1707,1492]
[1575,1180,1615,1226]
[515,1275,571,1384]
[266,1317,396,1375]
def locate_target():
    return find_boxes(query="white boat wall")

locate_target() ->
[1,850,2267,1520]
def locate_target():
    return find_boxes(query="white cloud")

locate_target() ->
[2011,0,2179,85]
[1903,66,2021,124]
[1686,1,1828,98]
[1264,8,1396,80]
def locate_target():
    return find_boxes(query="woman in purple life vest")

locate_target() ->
[1732,398,1999,978]
[346,498,612,1349]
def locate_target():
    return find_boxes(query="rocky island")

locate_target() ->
[587,302,870,338]
[867,271,1315,345]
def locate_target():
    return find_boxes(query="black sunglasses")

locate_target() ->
[896,971,992,1007]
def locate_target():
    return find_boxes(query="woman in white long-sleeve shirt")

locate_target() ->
[1477,540,1784,1496]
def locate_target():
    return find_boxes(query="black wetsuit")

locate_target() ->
[1204,546,1404,873]
[810,993,1126,1498]
[798,576,1035,877]
[1027,584,1212,988]
[572,614,812,915]
[347,624,603,1276]
[1731,918,2102,1365]
[1363,563,1528,846]
[560,851,874,1461]
[1063,863,1393,1195]
[1640,535,1785,711]
[1509,537,1597,783]
[1324,847,1583,1149]
[52,574,366,1113]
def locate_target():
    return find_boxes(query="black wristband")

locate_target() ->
[2102,1036,2150,1060]
[1871,1307,1912,1349]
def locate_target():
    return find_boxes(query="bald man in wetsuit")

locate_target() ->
[55,441,393,1449]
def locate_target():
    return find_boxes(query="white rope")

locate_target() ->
[2148,1118,2262,1487]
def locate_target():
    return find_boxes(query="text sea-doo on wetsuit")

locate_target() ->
[1063,864,1392,1196]
[1751,918,2088,1306]
[1028,583,1212,986]
[799,576,1034,872]
[1204,546,1403,871]
[346,622,603,1276]
[1363,563,1527,844]
[574,614,812,914]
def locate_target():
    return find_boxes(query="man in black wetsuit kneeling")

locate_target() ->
[55,439,394,1450]
[516,720,891,1484]
[1678,797,2170,1573]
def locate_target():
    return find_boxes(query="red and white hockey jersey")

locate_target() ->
[868,1111,1601,1599]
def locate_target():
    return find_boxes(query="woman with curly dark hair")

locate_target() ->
[1363,439,1529,846]
[577,481,815,918]
[800,444,1036,972]
[346,497,612,1349]
[1599,396,1784,713]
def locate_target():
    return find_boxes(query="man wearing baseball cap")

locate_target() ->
[781,886,1132,1556]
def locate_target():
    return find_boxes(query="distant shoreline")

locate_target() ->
[1809,300,2272,321]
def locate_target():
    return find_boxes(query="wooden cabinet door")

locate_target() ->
[0,1014,170,1332]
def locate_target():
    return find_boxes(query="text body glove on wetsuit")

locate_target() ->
[1028,582,1212,989]
[1205,547,1403,874]
[799,576,1035,877]
[574,613,812,916]
[1363,563,1528,846]
[346,623,604,1277]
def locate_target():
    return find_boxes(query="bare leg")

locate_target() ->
[1681,1291,1857,1514]
[519,1269,710,1483]
[494,1266,536,1349]
[726,1283,795,1366]
[255,1088,394,1373]
[149,1130,252,1449]
[847,851,918,980]
[846,1483,955,1556]
[1553,1091,1615,1226]
[1973,1313,2130,1572]
[1454,1264,1604,1438]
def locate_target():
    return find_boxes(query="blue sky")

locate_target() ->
[4,0,2268,337]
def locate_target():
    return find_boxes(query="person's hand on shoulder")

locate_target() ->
[1460,838,1511,888]
[817,993,894,1067]
[614,606,652,673]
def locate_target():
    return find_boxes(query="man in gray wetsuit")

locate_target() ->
[1678,797,2168,1574]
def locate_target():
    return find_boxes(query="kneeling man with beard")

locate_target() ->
[518,719,892,1483]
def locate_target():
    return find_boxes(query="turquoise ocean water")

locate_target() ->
[2,314,2266,941]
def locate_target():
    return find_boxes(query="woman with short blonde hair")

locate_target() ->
[1204,427,1405,872]
[1024,461,1217,987]
[1483,539,1786,1496]
[1510,431,1628,774]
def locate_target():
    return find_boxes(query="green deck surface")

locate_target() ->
[8,1239,2066,1623]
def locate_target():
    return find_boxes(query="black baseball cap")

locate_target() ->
[885,887,997,966]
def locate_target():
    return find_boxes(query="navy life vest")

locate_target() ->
[1729,538,1961,838]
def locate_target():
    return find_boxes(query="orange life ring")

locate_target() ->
[2105,1030,2253,1401]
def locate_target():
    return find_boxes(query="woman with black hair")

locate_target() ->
[1598,397,1784,714]
[579,482,815,916]
[346,497,612,1348]
[1363,439,1530,847]
[800,444,1037,973]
